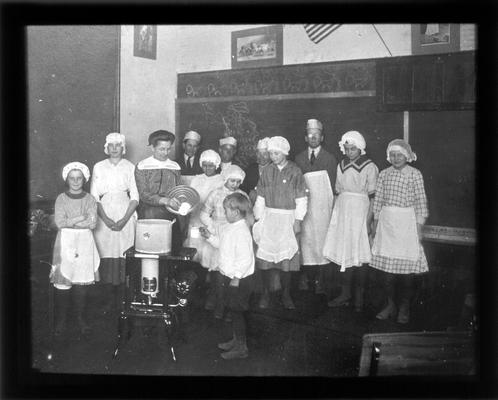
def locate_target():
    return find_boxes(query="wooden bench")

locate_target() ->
[359,331,476,376]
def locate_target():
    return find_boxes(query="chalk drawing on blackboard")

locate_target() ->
[201,101,260,167]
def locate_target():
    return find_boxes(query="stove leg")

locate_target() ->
[162,317,177,362]
[113,315,129,359]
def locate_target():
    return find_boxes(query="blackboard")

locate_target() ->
[411,110,475,228]
[177,55,475,230]
[177,96,402,180]
[28,26,119,204]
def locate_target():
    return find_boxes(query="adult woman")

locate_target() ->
[91,133,139,313]
[370,139,428,324]
[184,149,224,262]
[135,130,183,249]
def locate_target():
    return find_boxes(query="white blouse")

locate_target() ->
[190,173,225,204]
[90,158,139,202]
[207,219,255,279]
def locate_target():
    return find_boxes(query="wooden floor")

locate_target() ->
[28,234,475,378]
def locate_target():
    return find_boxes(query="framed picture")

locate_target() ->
[411,24,460,55]
[231,25,283,69]
[134,25,157,60]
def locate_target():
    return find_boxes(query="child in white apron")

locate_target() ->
[91,133,138,314]
[323,131,378,312]
[370,139,429,324]
[253,136,308,310]
[51,162,100,336]
[200,164,249,319]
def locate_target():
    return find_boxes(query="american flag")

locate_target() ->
[304,24,342,44]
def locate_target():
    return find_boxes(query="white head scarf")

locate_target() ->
[222,164,246,183]
[386,139,417,163]
[104,132,126,155]
[338,131,366,155]
[62,162,91,181]
[267,136,290,156]
[257,137,270,151]
[199,149,221,169]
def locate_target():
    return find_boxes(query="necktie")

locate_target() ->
[187,156,193,171]
[310,150,316,165]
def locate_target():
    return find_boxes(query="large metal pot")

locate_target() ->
[135,219,175,254]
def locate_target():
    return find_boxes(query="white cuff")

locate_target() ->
[294,196,308,221]
[253,196,265,220]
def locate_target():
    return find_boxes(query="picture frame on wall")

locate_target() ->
[231,25,283,69]
[134,25,157,60]
[411,24,460,55]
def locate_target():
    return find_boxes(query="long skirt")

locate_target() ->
[323,192,371,272]
[94,191,136,258]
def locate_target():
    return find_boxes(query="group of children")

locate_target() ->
[50,125,429,360]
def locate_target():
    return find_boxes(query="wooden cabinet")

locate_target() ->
[377,51,475,111]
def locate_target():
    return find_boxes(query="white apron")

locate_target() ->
[60,228,100,284]
[371,206,419,262]
[200,216,227,271]
[301,170,334,266]
[253,207,298,263]
[323,192,371,271]
[94,191,136,258]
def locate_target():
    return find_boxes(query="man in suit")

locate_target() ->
[294,119,337,295]
[177,130,203,185]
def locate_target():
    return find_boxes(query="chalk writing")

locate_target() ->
[179,60,375,98]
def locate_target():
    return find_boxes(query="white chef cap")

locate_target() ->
[386,139,417,163]
[104,132,126,155]
[267,136,290,156]
[222,164,246,183]
[306,119,323,132]
[338,131,366,155]
[219,136,237,147]
[199,149,221,169]
[184,130,201,143]
[62,162,91,181]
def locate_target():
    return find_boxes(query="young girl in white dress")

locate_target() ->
[200,164,249,319]
[322,131,378,312]
[91,133,139,314]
